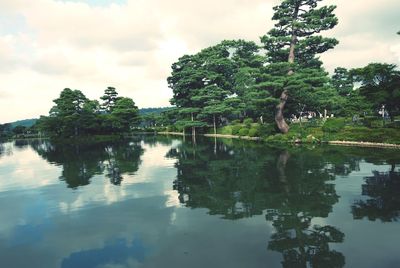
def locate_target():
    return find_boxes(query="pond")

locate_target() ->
[0,136,399,268]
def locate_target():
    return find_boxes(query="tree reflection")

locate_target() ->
[352,168,400,222]
[14,139,30,149]
[168,139,348,267]
[266,150,344,268]
[31,140,143,188]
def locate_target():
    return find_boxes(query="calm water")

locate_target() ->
[0,137,399,268]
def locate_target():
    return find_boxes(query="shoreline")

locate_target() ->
[328,140,400,149]
[157,132,261,141]
[157,131,400,149]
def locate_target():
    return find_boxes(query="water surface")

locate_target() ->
[0,137,399,268]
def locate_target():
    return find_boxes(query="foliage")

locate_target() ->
[238,128,249,136]
[243,118,253,127]
[332,67,354,96]
[322,118,347,133]
[261,0,338,67]
[100,87,119,113]
[231,125,242,135]
[351,63,400,120]
[248,128,259,137]
[37,87,139,138]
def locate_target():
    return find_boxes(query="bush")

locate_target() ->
[259,123,277,137]
[219,126,233,135]
[334,126,400,144]
[231,125,242,135]
[238,128,249,136]
[248,128,259,137]
[231,119,241,124]
[243,118,253,127]
[362,116,383,128]
[322,118,346,133]
[386,121,400,129]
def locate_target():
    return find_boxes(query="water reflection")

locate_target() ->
[352,169,400,222]
[266,150,345,268]
[167,139,358,267]
[30,140,144,188]
[0,137,400,268]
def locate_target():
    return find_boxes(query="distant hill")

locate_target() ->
[9,119,38,129]
[4,108,173,128]
[139,107,174,115]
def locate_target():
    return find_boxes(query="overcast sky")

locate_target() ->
[0,0,399,123]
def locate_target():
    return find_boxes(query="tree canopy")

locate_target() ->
[37,87,139,138]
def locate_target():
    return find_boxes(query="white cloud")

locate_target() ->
[0,0,399,122]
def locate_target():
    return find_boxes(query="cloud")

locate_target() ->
[0,0,399,122]
[322,0,400,71]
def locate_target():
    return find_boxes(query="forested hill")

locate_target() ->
[10,119,37,128]
[4,108,171,127]
[139,107,174,115]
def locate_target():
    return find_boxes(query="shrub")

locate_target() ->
[334,126,400,144]
[238,128,249,136]
[386,121,400,129]
[362,116,383,128]
[243,118,253,127]
[322,118,346,133]
[231,119,241,124]
[231,125,242,135]
[248,128,259,137]
[259,123,277,137]
[219,126,233,135]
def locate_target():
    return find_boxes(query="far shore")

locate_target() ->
[157,131,400,149]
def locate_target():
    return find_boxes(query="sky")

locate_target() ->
[0,0,399,123]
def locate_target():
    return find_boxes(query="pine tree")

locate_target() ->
[100,87,119,113]
[261,0,339,133]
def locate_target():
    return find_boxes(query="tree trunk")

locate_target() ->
[214,137,217,155]
[191,113,196,137]
[213,115,217,136]
[275,90,290,134]
[275,3,300,134]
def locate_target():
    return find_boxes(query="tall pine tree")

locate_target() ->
[261,0,338,133]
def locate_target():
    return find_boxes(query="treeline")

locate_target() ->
[160,0,400,135]
[36,87,139,138]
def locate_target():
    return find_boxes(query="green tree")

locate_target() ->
[168,40,262,133]
[100,87,120,113]
[111,97,139,133]
[0,123,12,139]
[332,67,354,97]
[12,125,27,136]
[261,0,339,133]
[40,88,90,137]
[351,63,400,120]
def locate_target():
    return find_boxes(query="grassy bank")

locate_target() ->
[159,117,400,147]
[263,118,400,145]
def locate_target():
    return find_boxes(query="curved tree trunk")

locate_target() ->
[275,90,290,134]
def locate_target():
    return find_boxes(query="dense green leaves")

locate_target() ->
[261,0,338,67]
[352,63,400,119]
[37,88,139,138]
